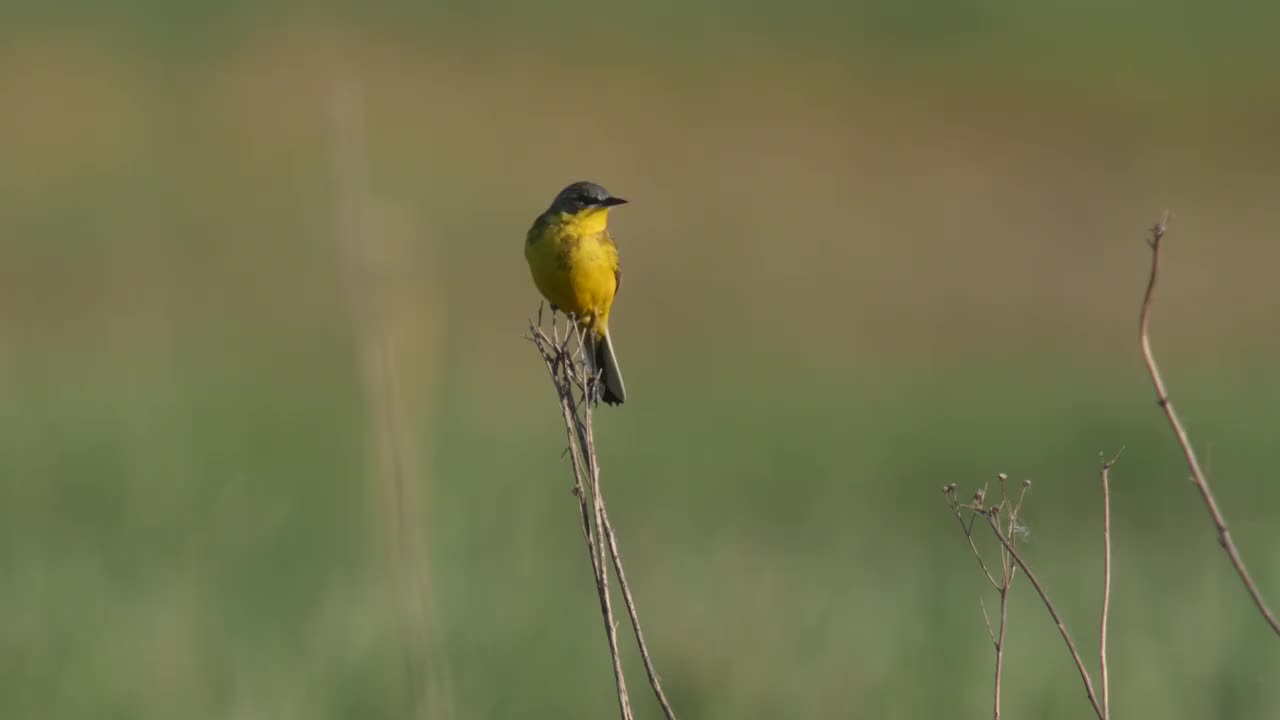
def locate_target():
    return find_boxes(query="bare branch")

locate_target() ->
[979,595,998,649]
[529,311,678,720]
[530,314,633,720]
[601,509,679,720]
[1138,216,1280,636]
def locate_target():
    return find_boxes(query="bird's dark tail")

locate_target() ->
[587,331,626,406]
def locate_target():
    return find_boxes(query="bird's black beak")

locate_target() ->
[601,196,628,207]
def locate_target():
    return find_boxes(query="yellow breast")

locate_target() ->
[525,208,619,331]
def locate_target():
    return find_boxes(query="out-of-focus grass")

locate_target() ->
[5,348,1280,718]
[6,0,1280,92]
[3,15,1280,719]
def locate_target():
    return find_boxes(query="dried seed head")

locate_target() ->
[973,488,986,504]
[943,483,957,495]
[1022,479,1032,488]
[997,473,1008,483]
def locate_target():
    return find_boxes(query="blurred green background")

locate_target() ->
[4,2,1280,718]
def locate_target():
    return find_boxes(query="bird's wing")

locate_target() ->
[605,229,621,298]
[525,214,549,246]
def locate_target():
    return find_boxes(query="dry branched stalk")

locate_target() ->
[946,475,1106,720]
[945,475,1029,720]
[1138,215,1280,637]
[528,307,678,720]
[980,509,1104,719]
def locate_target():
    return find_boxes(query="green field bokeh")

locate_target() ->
[3,4,1280,718]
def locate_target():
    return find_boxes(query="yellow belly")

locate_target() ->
[525,223,618,332]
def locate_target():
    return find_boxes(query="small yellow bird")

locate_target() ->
[525,181,629,405]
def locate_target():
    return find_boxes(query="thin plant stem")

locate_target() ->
[1139,216,1280,636]
[953,510,1001,591]
[530,317,633,720]
[983,513,1104,720]
[946,478,1025,720]
[1099,456,1118,720]
[601,508,679,720]
[529,311,678,720]
[993,580,1008,720]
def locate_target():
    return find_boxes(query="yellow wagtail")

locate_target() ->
[525,181,629,405]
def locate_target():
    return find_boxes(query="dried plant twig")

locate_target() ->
[1139,216,1280,636]
[602,508,680,720]
[946,477,1104,720]
[945,476,1030,720]
[982,511,1104,719]
[528,309,678,720]
[949,483,1000,592]
[1098,453,1120,720]
[530,314,632,720]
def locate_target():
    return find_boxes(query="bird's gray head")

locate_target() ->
[547,181,628,215]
